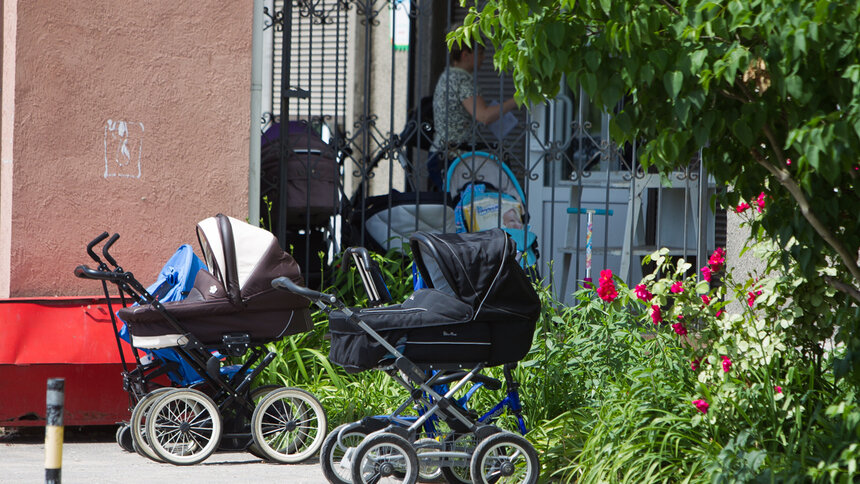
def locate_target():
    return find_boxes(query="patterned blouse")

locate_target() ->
[431,66,480,153]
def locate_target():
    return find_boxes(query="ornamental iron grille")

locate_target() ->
[261,0,723,303]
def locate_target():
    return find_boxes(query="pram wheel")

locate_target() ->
[320,422,373,484]
[115,423,134,453]
[130,387,174,462]
[414,438,445,482]
[145,388,223,465]
[439,433,474,484]
[246,385,286,459]
[250,387,327,464]
[351,431,419,484]
[469,432,539,484]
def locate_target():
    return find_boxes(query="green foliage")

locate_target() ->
[456,0,860,332]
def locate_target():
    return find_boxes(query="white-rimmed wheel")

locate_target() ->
[351,431,419,484]
[115,423,134,452]
[250,387,327,463]
[145,388,223,465]
[130,387,173,462]
[469,432,539,484]
[320,422,372,484]
[246,385,286,459]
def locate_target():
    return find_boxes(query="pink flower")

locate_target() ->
[735,202,750,213]
[701,295,711,306]
[691,357,701,371]
[775,386,782,394]
[721,355,732,373]
[670,281,684,293]
[701,266,712,282]
[747,290,762,308]
[634,284,654,302]
[708,248,726,272]
[715,309,724,318]
[692,399,709,413]
[651,305,663,325]
[756,192,766,213]
[786,158,792,166]
[672,322,688,336]
[597,270,618,302]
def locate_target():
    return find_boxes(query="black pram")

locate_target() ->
[328,229,539,372]
[273,228,542,484]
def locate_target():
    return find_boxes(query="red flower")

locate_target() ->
[715,309,724,318]
[701,295,711,306]
[651,305,663,325]
[597,269,618,302]
[747,290,762,308]
[708,248,726,272]
[691,357,701,371]
[775,386,782,394]
[670,281,684,293]
[756,192,766,213]
[692,399,709,413]
[701,266,712,282]
[735,202,750,213]
[721,355,732,373]
[672,322,687,336]
[634,284,653,302]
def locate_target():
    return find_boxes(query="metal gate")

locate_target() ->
[259,0,722,303]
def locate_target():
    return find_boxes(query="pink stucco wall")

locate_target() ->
[2,1,252,296]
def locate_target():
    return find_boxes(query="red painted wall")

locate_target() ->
[2,0,252,296]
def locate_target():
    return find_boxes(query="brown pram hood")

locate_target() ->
[119,214,312,349]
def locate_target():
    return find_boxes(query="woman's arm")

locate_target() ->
[461,95,518,125]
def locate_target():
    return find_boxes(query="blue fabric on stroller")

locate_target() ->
[118,244,221,386]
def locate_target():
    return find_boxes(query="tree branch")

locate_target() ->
[823,275,860,304]
[658,0,681,16]
[750,149,860,303]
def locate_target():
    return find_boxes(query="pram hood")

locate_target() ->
[120,214,312,349]
[410,229,540,325]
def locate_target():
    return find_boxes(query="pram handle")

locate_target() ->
[86,232,110,263]
[102,233,121,268]
[271,276,335,303]
[343,247,373,272]
[74,264,121,281]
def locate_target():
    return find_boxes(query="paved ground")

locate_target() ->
[0,426,328,483]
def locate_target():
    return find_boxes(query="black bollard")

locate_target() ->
[45,378,65,484]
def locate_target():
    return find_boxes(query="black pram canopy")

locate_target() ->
[119,214,312,349]
[328,229,540,372]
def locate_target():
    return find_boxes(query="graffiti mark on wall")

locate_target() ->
[104,120,144,178]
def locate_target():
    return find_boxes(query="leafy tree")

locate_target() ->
[455,0,859,299]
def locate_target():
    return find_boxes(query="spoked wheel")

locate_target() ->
[351,431,419,484]
[245,385,285,459]
[320,423,372,484]
[145,388,223,465]
[469,432,539,484]
[415,437,445,483]
[250,387,327,464]
[440,433,475,484]
[115,423,134,453]
[130,387,173,462]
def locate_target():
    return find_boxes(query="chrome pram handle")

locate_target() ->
[271,277,336,304]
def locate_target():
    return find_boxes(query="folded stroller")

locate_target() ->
[75,214,327,466]
[274,228,541,484]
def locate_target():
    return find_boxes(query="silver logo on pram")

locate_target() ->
[443,331,457,337]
